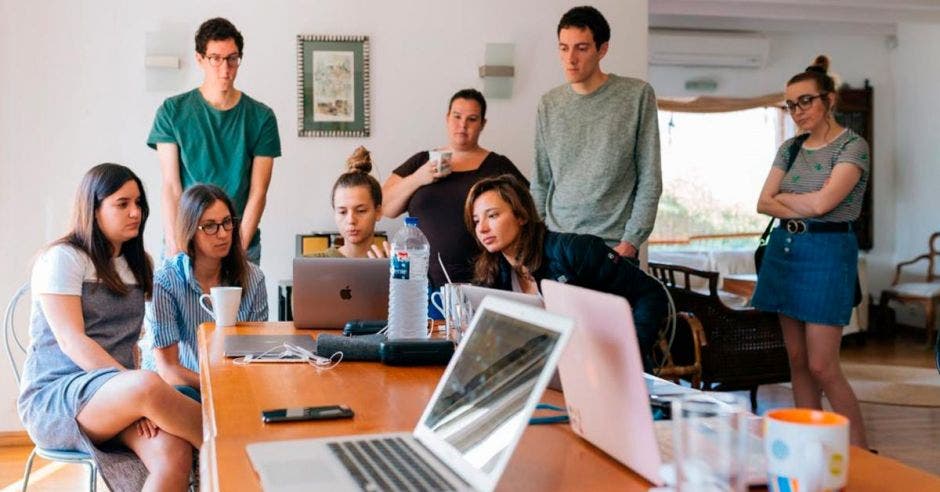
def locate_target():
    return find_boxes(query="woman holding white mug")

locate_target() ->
[142,184,268,397]
[382,88,527,291]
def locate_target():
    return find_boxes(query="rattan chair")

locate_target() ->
[3,282,99,491]
[648,262,791,410]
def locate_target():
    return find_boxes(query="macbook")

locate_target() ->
[292,258,389,329]
[541,280,765,487]
[246,296,573,492]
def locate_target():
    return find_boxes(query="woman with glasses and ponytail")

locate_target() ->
[142,184,268,399]
[753,55,870,447]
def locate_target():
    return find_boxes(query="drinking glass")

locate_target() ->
[672,393,747,492]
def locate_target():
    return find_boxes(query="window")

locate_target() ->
[651,106,793,250]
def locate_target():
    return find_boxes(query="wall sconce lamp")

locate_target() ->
[145,28,187,91]
[144,55,180,69]
[479,43,515,99]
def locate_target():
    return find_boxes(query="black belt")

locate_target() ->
[778,219,853,234]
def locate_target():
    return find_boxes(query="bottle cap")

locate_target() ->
[405,217,419,226]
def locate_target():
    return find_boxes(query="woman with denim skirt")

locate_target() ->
[752,55,870,447]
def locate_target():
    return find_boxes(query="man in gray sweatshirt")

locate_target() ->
[532,6,662,260]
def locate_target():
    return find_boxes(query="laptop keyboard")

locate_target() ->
[328,437,458,492]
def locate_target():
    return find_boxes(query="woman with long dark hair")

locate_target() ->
[464,174,667,369]
[142,184,267,396]
[753,55,869,446]
[18,163,200,490]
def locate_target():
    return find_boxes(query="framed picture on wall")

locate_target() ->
[297,34,370,137]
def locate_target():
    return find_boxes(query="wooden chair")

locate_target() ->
[880,232,940,346]
[652,312,704,389]
[648,262,791,410]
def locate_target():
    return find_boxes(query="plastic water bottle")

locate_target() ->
[387,217,430,339]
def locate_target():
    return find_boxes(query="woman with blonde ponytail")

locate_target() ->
[754,55,870,447]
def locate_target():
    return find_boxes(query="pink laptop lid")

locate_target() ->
[541,280,663,486]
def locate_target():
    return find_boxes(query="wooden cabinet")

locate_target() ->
[834,83,874,250]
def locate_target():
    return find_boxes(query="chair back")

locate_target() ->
[892,232,940,285]
[647,262,790,391]
[3,282,30,384]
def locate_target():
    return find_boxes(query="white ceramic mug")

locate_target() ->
[199,286,242,328]
[764,408,849,492]
[428,150,453,176]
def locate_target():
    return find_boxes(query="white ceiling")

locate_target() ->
[650,0,940,35]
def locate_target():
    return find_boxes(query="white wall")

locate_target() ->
[648,31,899,294]
[893,23,940,267]
[0,1,649,431]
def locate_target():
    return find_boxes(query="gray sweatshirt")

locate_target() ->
[532,74,662,247]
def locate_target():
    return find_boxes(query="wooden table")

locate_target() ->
[722,273,758,300]
[198,322,940,491]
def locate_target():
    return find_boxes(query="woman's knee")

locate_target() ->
[807,357,841,383]
[122,370,172,405]
[146,434,193,479]
[783,343,809,369]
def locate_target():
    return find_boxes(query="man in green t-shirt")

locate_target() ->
[147,17,281,264]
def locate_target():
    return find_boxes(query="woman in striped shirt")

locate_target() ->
[142,184,268,398]
[753,55,869,447]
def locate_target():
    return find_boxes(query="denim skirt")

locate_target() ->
[751,227,858,326]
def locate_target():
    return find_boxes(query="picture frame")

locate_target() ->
[297,34,370,137]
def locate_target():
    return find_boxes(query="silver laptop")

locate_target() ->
[541,280,766,487]
[246,297,573,492]
[293,258,389,329]
[223,334,318,358]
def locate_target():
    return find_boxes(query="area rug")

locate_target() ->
[783,363,940,407]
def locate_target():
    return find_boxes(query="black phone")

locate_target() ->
[261,405,354,423]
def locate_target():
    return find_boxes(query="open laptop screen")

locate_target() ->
[422,309,560,476]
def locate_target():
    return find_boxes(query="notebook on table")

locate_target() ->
[246,296,573,492]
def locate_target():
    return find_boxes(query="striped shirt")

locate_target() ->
[141,253,268,373]
[773,128,870,222]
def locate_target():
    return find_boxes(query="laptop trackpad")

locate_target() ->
[248,442,358,491]
[266,458,344,487]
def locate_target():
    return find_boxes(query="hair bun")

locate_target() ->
[346,146,372,174]
[806,54,830,74]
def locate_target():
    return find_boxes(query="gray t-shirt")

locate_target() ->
[532,74,662,247]
[772,129,870,221]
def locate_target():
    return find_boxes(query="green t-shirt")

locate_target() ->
[147,89,281,221]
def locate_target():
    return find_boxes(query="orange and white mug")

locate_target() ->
[764,408,849,492]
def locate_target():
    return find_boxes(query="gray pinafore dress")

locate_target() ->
[18,281,149,490]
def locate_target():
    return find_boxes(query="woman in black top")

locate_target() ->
[382,88,526,289]
[464,174,668,370]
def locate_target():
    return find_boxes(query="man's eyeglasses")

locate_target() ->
[204,54,242,68]
[198,217,237,235]
[784,93,827,113]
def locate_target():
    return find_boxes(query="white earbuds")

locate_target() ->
[233,343,343,370]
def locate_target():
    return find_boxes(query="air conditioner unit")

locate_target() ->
[649,29,769,68]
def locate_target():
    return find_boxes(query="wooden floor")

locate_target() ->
[1,330,938,490]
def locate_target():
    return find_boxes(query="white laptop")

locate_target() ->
[461,284,543,310]
[541,280,766,487]
[246,296,573,492]
[292,257,389,329]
